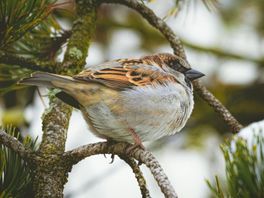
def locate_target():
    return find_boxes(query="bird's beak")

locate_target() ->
[185,69,205,81]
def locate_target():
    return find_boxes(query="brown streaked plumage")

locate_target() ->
[73,64,178,90]
[18,53,204,148]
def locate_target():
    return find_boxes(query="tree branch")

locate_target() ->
[193,81,243,133]
[182,39,264,66]
[0,129,33,160]
[63,142,178,198]
[33,1,97,197]
[119,155,151,198]
[0,52,60,73]
[99,0,243,133]
[96,18,263,66]
[98,0,186,60]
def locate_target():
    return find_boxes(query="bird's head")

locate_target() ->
[143,53,205,89]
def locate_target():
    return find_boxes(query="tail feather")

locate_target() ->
[18,72,74,88]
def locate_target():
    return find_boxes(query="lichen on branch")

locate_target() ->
[63,141,178,198]
[33,0,98,197]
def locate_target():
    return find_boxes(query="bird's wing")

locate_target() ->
[73,63,177,90]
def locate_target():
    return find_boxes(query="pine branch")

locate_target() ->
[0,129,33,160]
[0,0,53,48]
[63,142,178,198]
[0,52,60,72]
[98,0,243,133]
[119,155,151,198]
[0,127,38,197]
[182,39,264,67]
[207,129,264,197]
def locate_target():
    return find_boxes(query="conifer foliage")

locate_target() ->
[207,130,264,198]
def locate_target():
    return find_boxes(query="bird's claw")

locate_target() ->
[109,154,115,164]
[126,142,145,155]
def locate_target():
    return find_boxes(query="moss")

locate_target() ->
[68,47,83,60]
[40,97,72,155]
[34,1,98,197]
[62,1,97,75]
[47,88,61,99]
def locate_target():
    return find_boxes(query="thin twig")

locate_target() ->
[99,0,243,133]
[0,129,33,160]
[63,142,178,198]
[119,155,151,198]
[182,39,264,66]
[96,19,264,66]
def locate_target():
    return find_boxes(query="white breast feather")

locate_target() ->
[83,82,194,142]
[119,82,194,141]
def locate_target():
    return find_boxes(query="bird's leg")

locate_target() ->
[126,127,145,153]
[126,128,145,165]
[105,138,117,163]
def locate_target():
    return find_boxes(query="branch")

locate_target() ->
[33,1,98,197]
[63,142,178,198]
[99,0,243,133]
[119,155,151,198]
[98,0,186,59]
[182,39,264,66]
[0,52,60,73]
[97,18,263,67]
[193,81,243,133]
[0,129,33,160]
[62,1,97,74]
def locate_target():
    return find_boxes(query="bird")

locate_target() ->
[19,53,204,149]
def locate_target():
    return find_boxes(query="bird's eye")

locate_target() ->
[168,60,180,70]
[168,60,188,73]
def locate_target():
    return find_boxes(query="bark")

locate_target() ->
[119,155,151,198]
[63,142,178,198]
[0,129,33,160]
[0,52,60,73]
[32,1,97,197]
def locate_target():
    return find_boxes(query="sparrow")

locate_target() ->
[19,53,204,148]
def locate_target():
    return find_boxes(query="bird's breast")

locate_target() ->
[114,82,194,140]
[80,82,194,142]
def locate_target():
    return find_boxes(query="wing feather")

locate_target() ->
[73,61,177,90]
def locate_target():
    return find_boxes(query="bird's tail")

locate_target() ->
[18,72,75,89]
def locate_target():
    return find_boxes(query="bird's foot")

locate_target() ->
[104,139,118,164]
[109,154,115,164]
[126,143,145,166]
[126,141,145,155]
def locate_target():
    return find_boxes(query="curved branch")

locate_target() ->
[98,0,186,59]
[119,155,151,198]
[98,0,243,133]
[193,81,243,132]
[0,129,33,160]
[63,142,178,198]
[182,39,264,66]
[0,52,60,73]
